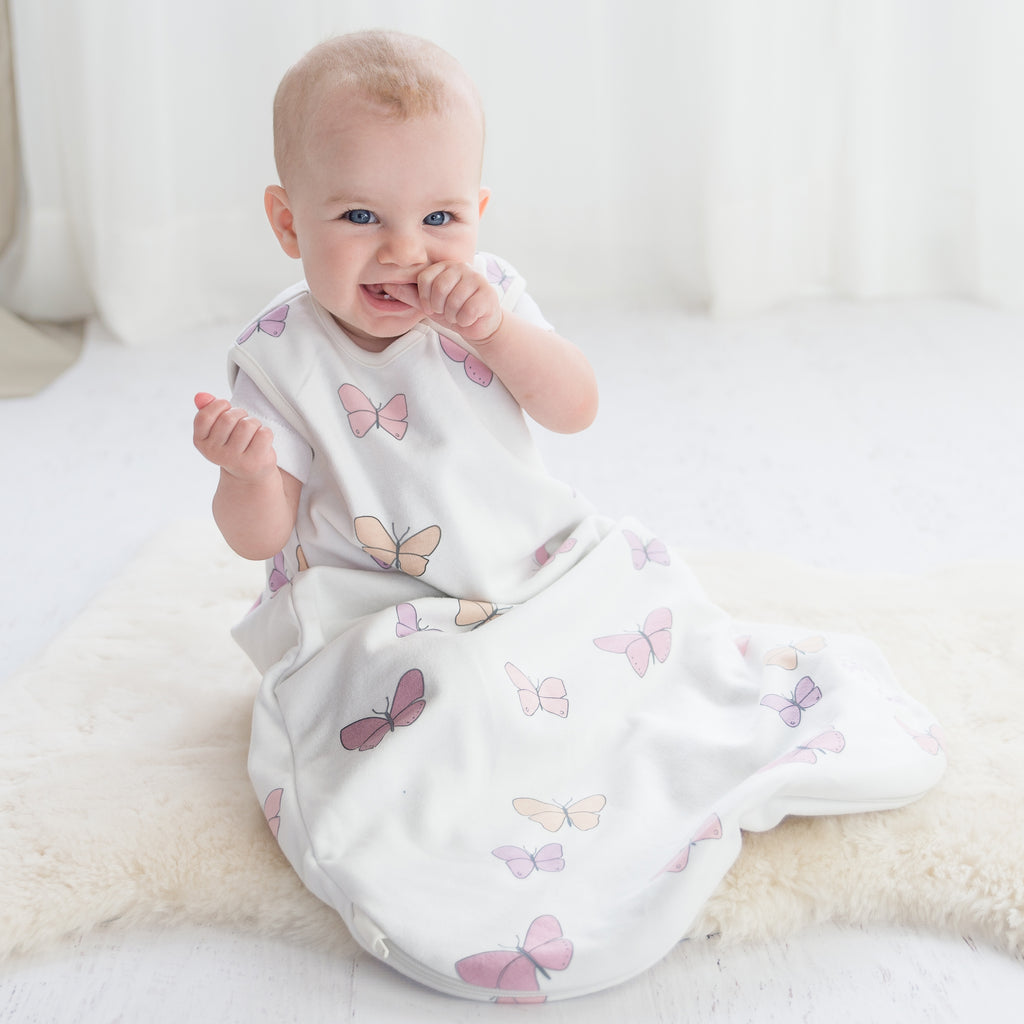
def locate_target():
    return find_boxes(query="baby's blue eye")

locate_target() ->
[343,209,376,224]
[423,211,452,226]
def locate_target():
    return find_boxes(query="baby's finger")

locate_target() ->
[382,282,423,310]
[194,391,217,410]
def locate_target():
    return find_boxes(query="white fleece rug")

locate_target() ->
[2,521,1022,963]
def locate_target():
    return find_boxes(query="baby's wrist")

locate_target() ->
[470,308,504,347]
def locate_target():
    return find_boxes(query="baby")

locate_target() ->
[194,29,597,563]
[193,30,944,1004]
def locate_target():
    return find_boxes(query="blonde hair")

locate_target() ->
[273,30,484,186]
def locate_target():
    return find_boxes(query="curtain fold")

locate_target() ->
[2,0,1022,344]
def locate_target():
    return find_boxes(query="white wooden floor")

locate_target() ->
[2,298,1023,1021]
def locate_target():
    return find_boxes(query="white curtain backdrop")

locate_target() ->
[2,0,1023,344]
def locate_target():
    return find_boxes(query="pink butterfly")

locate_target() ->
[594,607,672,677]
[395,602,439,638]
[268,551,290,593]
[622,529,671,570]
[760,729,846,771]
[760,676,822,728]
[491,843,565,879]
[236,303,289,344]
[505,662,568,718]
[533,537,577,568]
[455,914,573,1003]
[338,383,408,439]
[763,636,827,670]
[263,788,283,839]
[339,668,426,751]
[897,719,946,756]
[439,333,493,386]
[662,813,723,874]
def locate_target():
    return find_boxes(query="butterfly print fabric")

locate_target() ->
[232,254,947,1002]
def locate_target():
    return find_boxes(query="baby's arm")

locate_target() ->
[193,393,302,560]
[386,263,598,434]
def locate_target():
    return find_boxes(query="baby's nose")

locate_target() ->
[377,228,427,267]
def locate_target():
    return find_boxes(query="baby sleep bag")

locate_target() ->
[229,253,946,1002]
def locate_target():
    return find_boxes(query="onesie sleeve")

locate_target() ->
[230,371,313,484]
[475,251,554,331]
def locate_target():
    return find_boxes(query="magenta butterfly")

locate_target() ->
[505,662,568,718]
[594,607,672,677]
[491,843,565,879]
[455,914,573,1003]
[338,383,408,440]
[263,788,284,839]
[661,813,723,874]
[760,676,822,728]
[339,668,426,751]
[439,333,493,386]
[759,729,846,772]
[622,529,670,570]
[236,303,289,344]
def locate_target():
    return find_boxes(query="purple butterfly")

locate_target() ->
[236,303,289,344]
[491,843,565,879]
[760,676,822,727]
[622,529,671,570]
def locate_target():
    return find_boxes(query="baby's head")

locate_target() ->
[272,30,485,193]
[265,31,490,350]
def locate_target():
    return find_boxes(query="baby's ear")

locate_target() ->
[478,187,491,218]
[265,186,301,258]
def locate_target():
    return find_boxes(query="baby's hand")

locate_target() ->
[193,393,278,481]
[386,261,502,345]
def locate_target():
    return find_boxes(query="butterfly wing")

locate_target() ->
[354,516,398,569]
[522,915,574,973]
[812,729,846,754]
[339,384,377,437]
[236,321,258,344]
[537,677,568,718]
[764,646,799,670]
[625,635,653,677]
[268,551,289,593]
[645,538,671,566]
[565,794,605,831]
[455,950,529,990]
[761,693,801,727]
[377,393,409,440]
[506,663,540,716]
[622,529,647,570]
[396,525,441,577]
[259,303,290,337]
[390,668,426,727]
[340,716,391,751]
[456,599,495,626]
[794,676,822,710]
[533,843,566,872]
[693,813,724,843]
[512,798,568,832]
[644,607,673,665]
[439,333,493,386]
[263,788,283,838]
[492,846,537,879]
[395,602,420,638]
